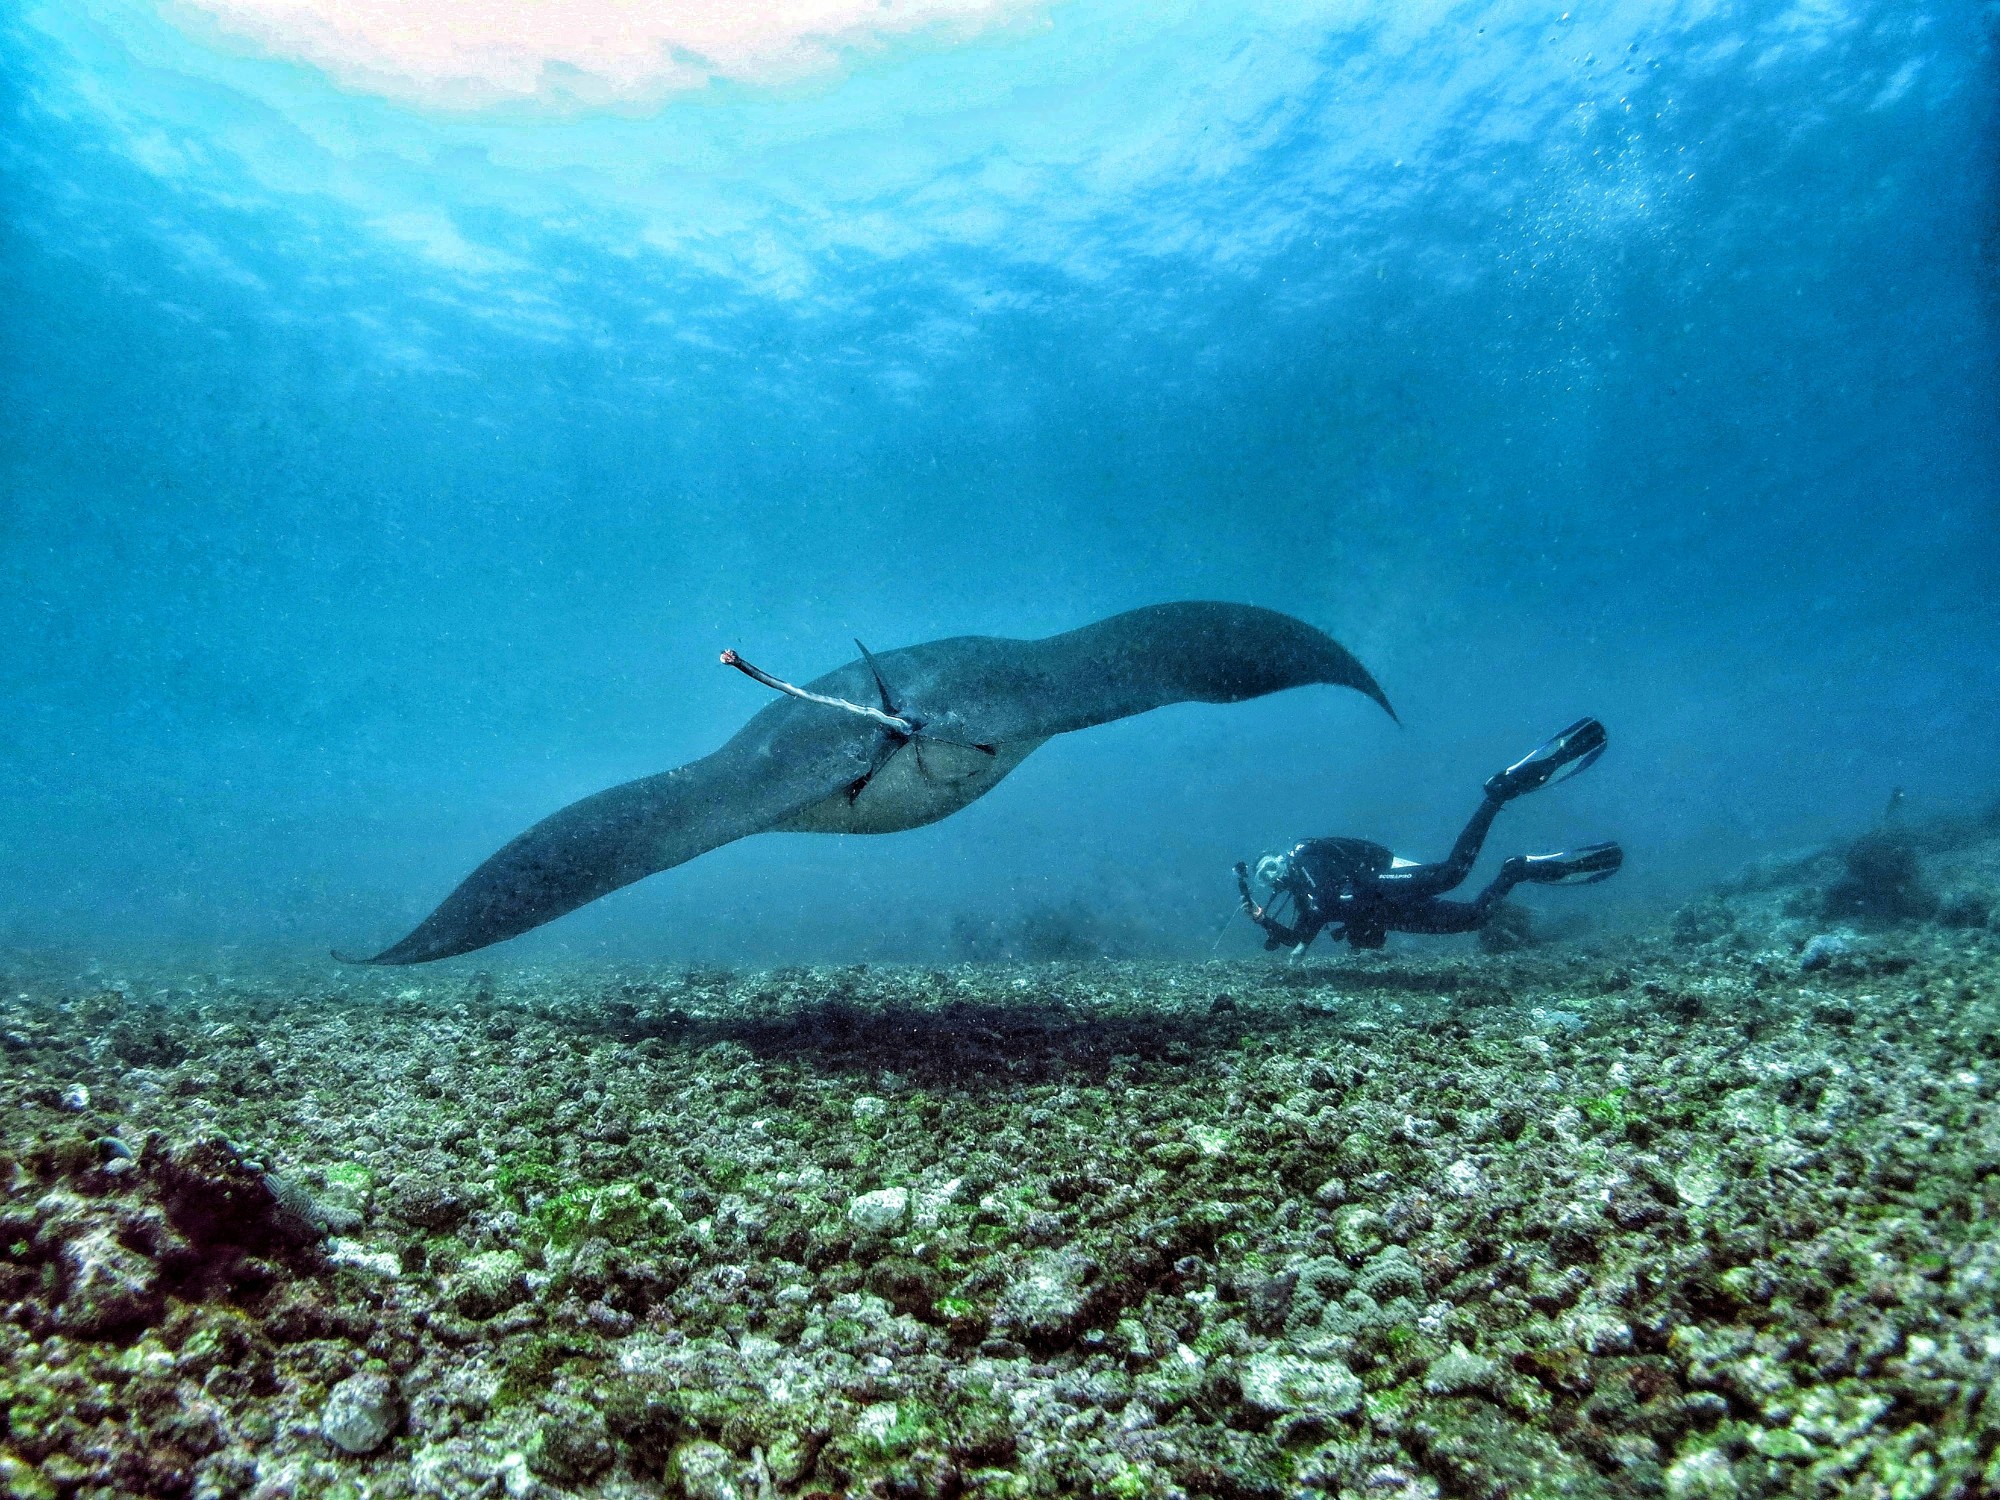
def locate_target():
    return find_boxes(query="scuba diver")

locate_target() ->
[1235,718,1623,953]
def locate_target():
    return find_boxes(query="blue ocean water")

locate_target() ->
[1,0,1995,966]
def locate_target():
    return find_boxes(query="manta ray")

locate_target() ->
[338,602,1393,964]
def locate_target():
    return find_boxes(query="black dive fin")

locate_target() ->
[1486,717,1607,801]
[1517,842,1624,886]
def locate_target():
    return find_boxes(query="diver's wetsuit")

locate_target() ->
[1237,718,1622,953]
[1245,798,1513,951]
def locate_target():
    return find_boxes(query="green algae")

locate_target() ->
[322,1162,371,1192]
[531,1180,681,1251]
[0,1452,57,1500]
[497,1330,605,1408]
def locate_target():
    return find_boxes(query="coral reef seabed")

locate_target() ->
[5,811,2000,1500]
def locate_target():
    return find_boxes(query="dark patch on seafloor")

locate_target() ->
[2,803,2000,1500]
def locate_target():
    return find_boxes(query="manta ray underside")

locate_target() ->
[338,601,1394,964]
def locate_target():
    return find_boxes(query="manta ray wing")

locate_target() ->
[931,601,1395,743]
[340,602,1393,964]
[334,736,864,965]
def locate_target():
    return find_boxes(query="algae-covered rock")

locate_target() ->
[1237,1350,1363,1419]
[526,1398,614,1484]
[853,1399,926,1454]
[0,1453,56,1500]
[317,1161,374,1215]
[847,1187,908,1236]
[670,1440,741,1500]
[1135,1343,1207,1412]
[450,1248,527,1319]
[993,1247,1096,1346]
[1664,1444,1739,1499]
[1422,1344,1502,1398]
[1822,830,1938,925]
[321,1371,399,1455]
[152,1137,326,1251]
[1286,1256,1356,1337]
[1329,1205,1387,1262]
[864,1254,940,1319]
[1477,899,1538,952]
[532,1180,681,1251]
[190,1446,258,1500]
[53,1223,160,1336]
[388,1179,467,1231]
[1240,1269,1296,1333]
[1355,1246,1426,1304]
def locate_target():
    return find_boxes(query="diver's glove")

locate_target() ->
[1485,717,1607,801]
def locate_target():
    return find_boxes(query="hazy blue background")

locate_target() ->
[3,0,1996,966]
